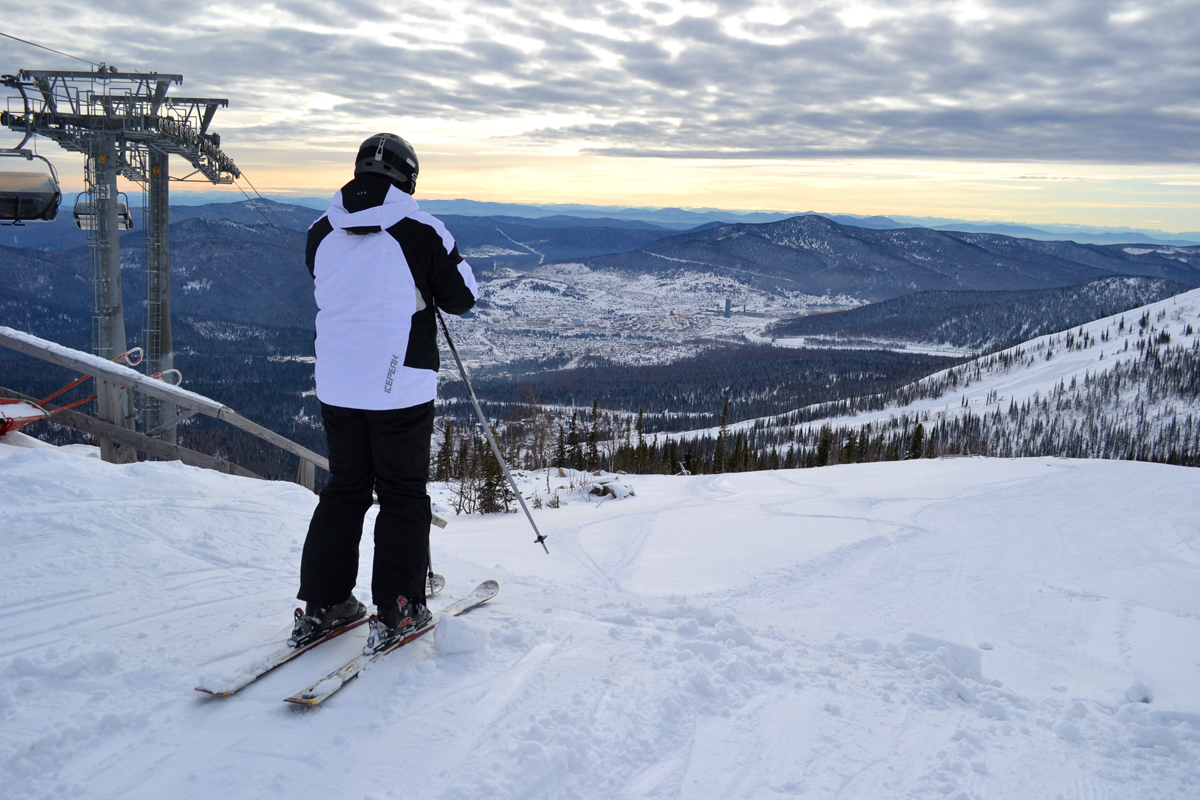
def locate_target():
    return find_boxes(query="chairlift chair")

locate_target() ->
[0,76,63,225]
[0,154,62,224]
[72,192,134,231]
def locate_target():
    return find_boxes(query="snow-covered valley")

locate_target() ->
[455,264,859,369]
[2,441,1197,799]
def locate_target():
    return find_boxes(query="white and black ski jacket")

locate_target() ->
[306,175,478,410]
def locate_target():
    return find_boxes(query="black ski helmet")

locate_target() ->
[354,133,419,193]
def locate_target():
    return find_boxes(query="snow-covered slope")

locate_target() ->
[2,442,1198,798]
[695,288,1200,465]
[832,287,1199,428]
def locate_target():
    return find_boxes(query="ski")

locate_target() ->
[284,580,498,707]
[194,615,369,697]
[195,574,447,697]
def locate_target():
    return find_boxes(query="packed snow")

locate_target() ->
[2,437,1198,799]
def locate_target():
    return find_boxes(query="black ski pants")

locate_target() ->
[298,400,434,608]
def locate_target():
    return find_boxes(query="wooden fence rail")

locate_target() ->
[0,325,325,490]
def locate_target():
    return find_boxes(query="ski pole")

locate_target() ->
[436,308,549,554]
[427,541,434,589]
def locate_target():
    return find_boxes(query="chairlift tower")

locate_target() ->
[2,66,240,460]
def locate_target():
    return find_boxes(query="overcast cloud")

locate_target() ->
[3,0,1198,163]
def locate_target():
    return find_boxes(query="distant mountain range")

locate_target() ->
[5,204,1198,335]
[571,215,1200,301]
[0,217,316,329]
[914,221,1200,247]
[441,215,690,268]
[420,202,1200,245]
[8,195,1196,249]
[0,200,693,269]
[0,207,700,328]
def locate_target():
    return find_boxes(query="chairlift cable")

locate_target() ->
[230,177,306,264]
[239,174,301,250]
[0,30,100,67]
[167,204,311,328]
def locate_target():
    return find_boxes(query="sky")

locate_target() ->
[2,0,1199,230]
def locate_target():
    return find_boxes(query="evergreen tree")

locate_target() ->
[433,421,455,482]
[554,424,566,468]
[843,429,858,464]
[477,429,514,513]
[714,400,730,473]
[815,426,832,467]
[908,423,925,459]
[635,408,648,473]
[586,399,600,470]
[566,412,582,470]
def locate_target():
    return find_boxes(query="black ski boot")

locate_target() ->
[364,596,433,653]
[289,594,367,648]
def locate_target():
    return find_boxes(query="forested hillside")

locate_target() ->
[580,215,1200,299]
[768,276,1187,351]
[446,346,955,430]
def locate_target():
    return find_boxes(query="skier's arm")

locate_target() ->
[394,212,478,314]
[306,215,333,278]
[430,244,478,315]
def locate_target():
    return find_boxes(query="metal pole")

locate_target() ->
[93,136,135,462]
[144,148,176,444]
[94,137,126,363]
[436,308,548,554]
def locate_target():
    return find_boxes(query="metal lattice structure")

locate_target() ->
[1,66,240,461]
[2,69,239,183]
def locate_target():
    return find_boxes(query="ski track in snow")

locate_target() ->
[1,444,1198,799]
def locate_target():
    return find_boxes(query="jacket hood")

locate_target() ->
[326,182,419,231]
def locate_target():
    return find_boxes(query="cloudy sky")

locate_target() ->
[3,0,1198,229]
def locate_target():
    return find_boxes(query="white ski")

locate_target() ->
[195,614,369,697]
[195,573,446,697]
[283,580,498,706]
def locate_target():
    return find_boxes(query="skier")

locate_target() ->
[290,133,478,653]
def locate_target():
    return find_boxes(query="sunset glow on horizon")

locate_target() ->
[4,0,1197,231]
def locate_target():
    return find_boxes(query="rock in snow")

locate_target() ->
[1,441,1198,799]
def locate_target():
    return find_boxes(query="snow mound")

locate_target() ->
[585,470,636,499]
[903,633,987,682]
[434,614,489,654]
